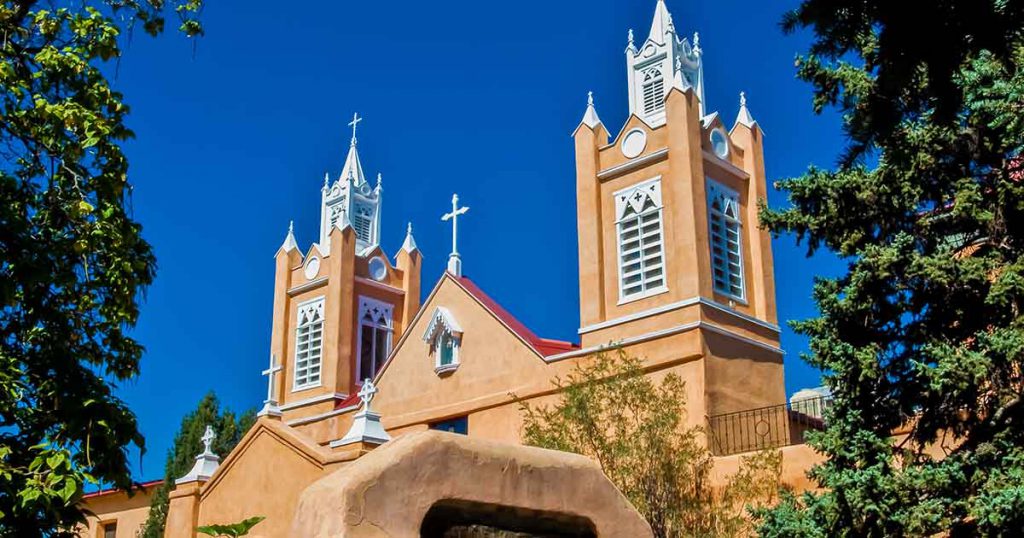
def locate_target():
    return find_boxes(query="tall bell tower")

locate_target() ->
[264,117,422,425]
[573,0,784,418]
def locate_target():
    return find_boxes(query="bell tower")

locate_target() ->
[265,117,421,425]
[573,0,783,418]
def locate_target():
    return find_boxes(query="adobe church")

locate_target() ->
[80,2,825,536]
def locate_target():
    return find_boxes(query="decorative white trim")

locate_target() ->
[279,392,349,412]
[434,363,460,376]
[547,320,783,363]
[422,307,463,341]
[707,178,746,301]
[698,298,779,332]
[287,277,328,297]
[615,177,668,303]
[597,148,668,181]
[616,284,669,306]
[580,297,700,334]
[423,307,462,374]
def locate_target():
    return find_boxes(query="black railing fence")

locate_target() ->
[707,396,831,456]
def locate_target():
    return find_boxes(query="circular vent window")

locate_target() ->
[368,256,387,281]
[710,128,729,159]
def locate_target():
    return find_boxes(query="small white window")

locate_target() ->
[615,179,666,301]
[707,180,744,300]
[294,297,325,390]
[641,67,665,116]
[357,297,392,382]
[422,307,462,375]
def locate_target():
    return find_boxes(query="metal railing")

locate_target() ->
[707,396,830,456]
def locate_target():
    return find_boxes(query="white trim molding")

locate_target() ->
[287,276,328,297]
[597,148,669,181]
[578,295,781,335]
[280,392,349,412]
[423,307,463,375]
[285,402,360,427]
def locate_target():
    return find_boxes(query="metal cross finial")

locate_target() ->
[201,425,216,455]
[441,194,470,276]
[358,378,378,410]
[348,112,363,146]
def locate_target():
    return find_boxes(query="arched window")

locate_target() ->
[615,178,666,301]
[707,180,744,300]
[641,67,665,116]
[353,203,374,243]
[357,297,393,382]
[294,297,325,390]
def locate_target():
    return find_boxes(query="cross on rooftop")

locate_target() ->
[348,112,362,145]
[261,355,282,405]
[201,425,216,455]
[441,194,470,277]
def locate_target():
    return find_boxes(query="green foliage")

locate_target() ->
[756,1,1024,536]
[521,350,782,538]
[197,515,265,537]
[139,393,256,538]
[0,0,202,534]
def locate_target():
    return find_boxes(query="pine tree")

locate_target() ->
[756,1,1024,535]
[139,393,255,538]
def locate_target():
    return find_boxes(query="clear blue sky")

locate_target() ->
[109,0,847,479]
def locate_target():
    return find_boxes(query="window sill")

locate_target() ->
[712,290,748,307]
[291,382,322,393]
[434,363,459,377]
[617,285,670,306]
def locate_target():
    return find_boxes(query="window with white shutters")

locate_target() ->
[616,179,666,301]
[707,180,744,299]
[642,68,665,115]
[353,203,373,243]
[294,297,325,390]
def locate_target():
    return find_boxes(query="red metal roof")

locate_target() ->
[454,276,579,357]
[81,479,162,500]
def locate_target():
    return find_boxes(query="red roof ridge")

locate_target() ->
[455,276,579,357]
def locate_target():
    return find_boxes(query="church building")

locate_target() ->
[79,2,823,536]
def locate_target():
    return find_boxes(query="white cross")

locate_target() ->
[348,112,362,145]
[201,425,216,455]
[358,378,378,411]
[441,194,469,276]
[262,354,282,405]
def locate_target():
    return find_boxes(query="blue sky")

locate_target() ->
[109,0,847,479]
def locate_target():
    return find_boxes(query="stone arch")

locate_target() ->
[289,431,652,537]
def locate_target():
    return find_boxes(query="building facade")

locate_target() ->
[79,2,821,536]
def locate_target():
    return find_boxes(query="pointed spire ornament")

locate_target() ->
[579,91,602,129]
[279,220,298,253]
[339,114,367,185]
[627,28,635,50]
[400,222,419,254]
[693,32,702,56]
[376,172,383,189]
[175,425,221,484]
[323,172,330,190]
[735,91,757,128]
[648,0,673,44]
[329,379,391,448]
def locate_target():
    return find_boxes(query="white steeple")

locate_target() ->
[319,112,383,253]
[400,222,418,254]
[626,1,706,124]
[580,91,602,129]
[735,91,757,128]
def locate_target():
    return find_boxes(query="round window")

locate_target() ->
[710,128,729,159]
[303,256,321,280]
[368,256,387,281]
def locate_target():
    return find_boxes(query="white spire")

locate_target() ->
[400,222,419,254]
[648,0,674,45]
[580,91,602,129]
[279,220,298,253]
[735,91,757,128]
[340,113,366,185]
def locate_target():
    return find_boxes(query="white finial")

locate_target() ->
[288,220,294,235]
[376,172,382,188]
[258,354,283,418]
[628,28,635,48]
[279,220,298,253]
[740,91,747,107]
[400,221,419,254]
[407,222,413,235]
[587,91,594,106]
[348,112,363,146]
[323,172,329,189]
[693,32,702,56]
[201,426,216,455]
[441,193,470,277]
[676,55,682,71]
[358,379,379,410]
[579,91,602,130]
[735,90,757,128]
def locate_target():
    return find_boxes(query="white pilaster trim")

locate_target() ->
[597,148,669,181]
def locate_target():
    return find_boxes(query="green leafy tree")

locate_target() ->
[521,351,782,538]
[0,0,201,534]
[197,515,265,538]
[755,1,1024,536]
[139,393,255,538]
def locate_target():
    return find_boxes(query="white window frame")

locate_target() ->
[615,177,669,304]
[293,296,325,391]
[356,296,393,383]
[641,66,666,117]
[352,202,374,244]
[706,179,746,302]
[422,307,462,375]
